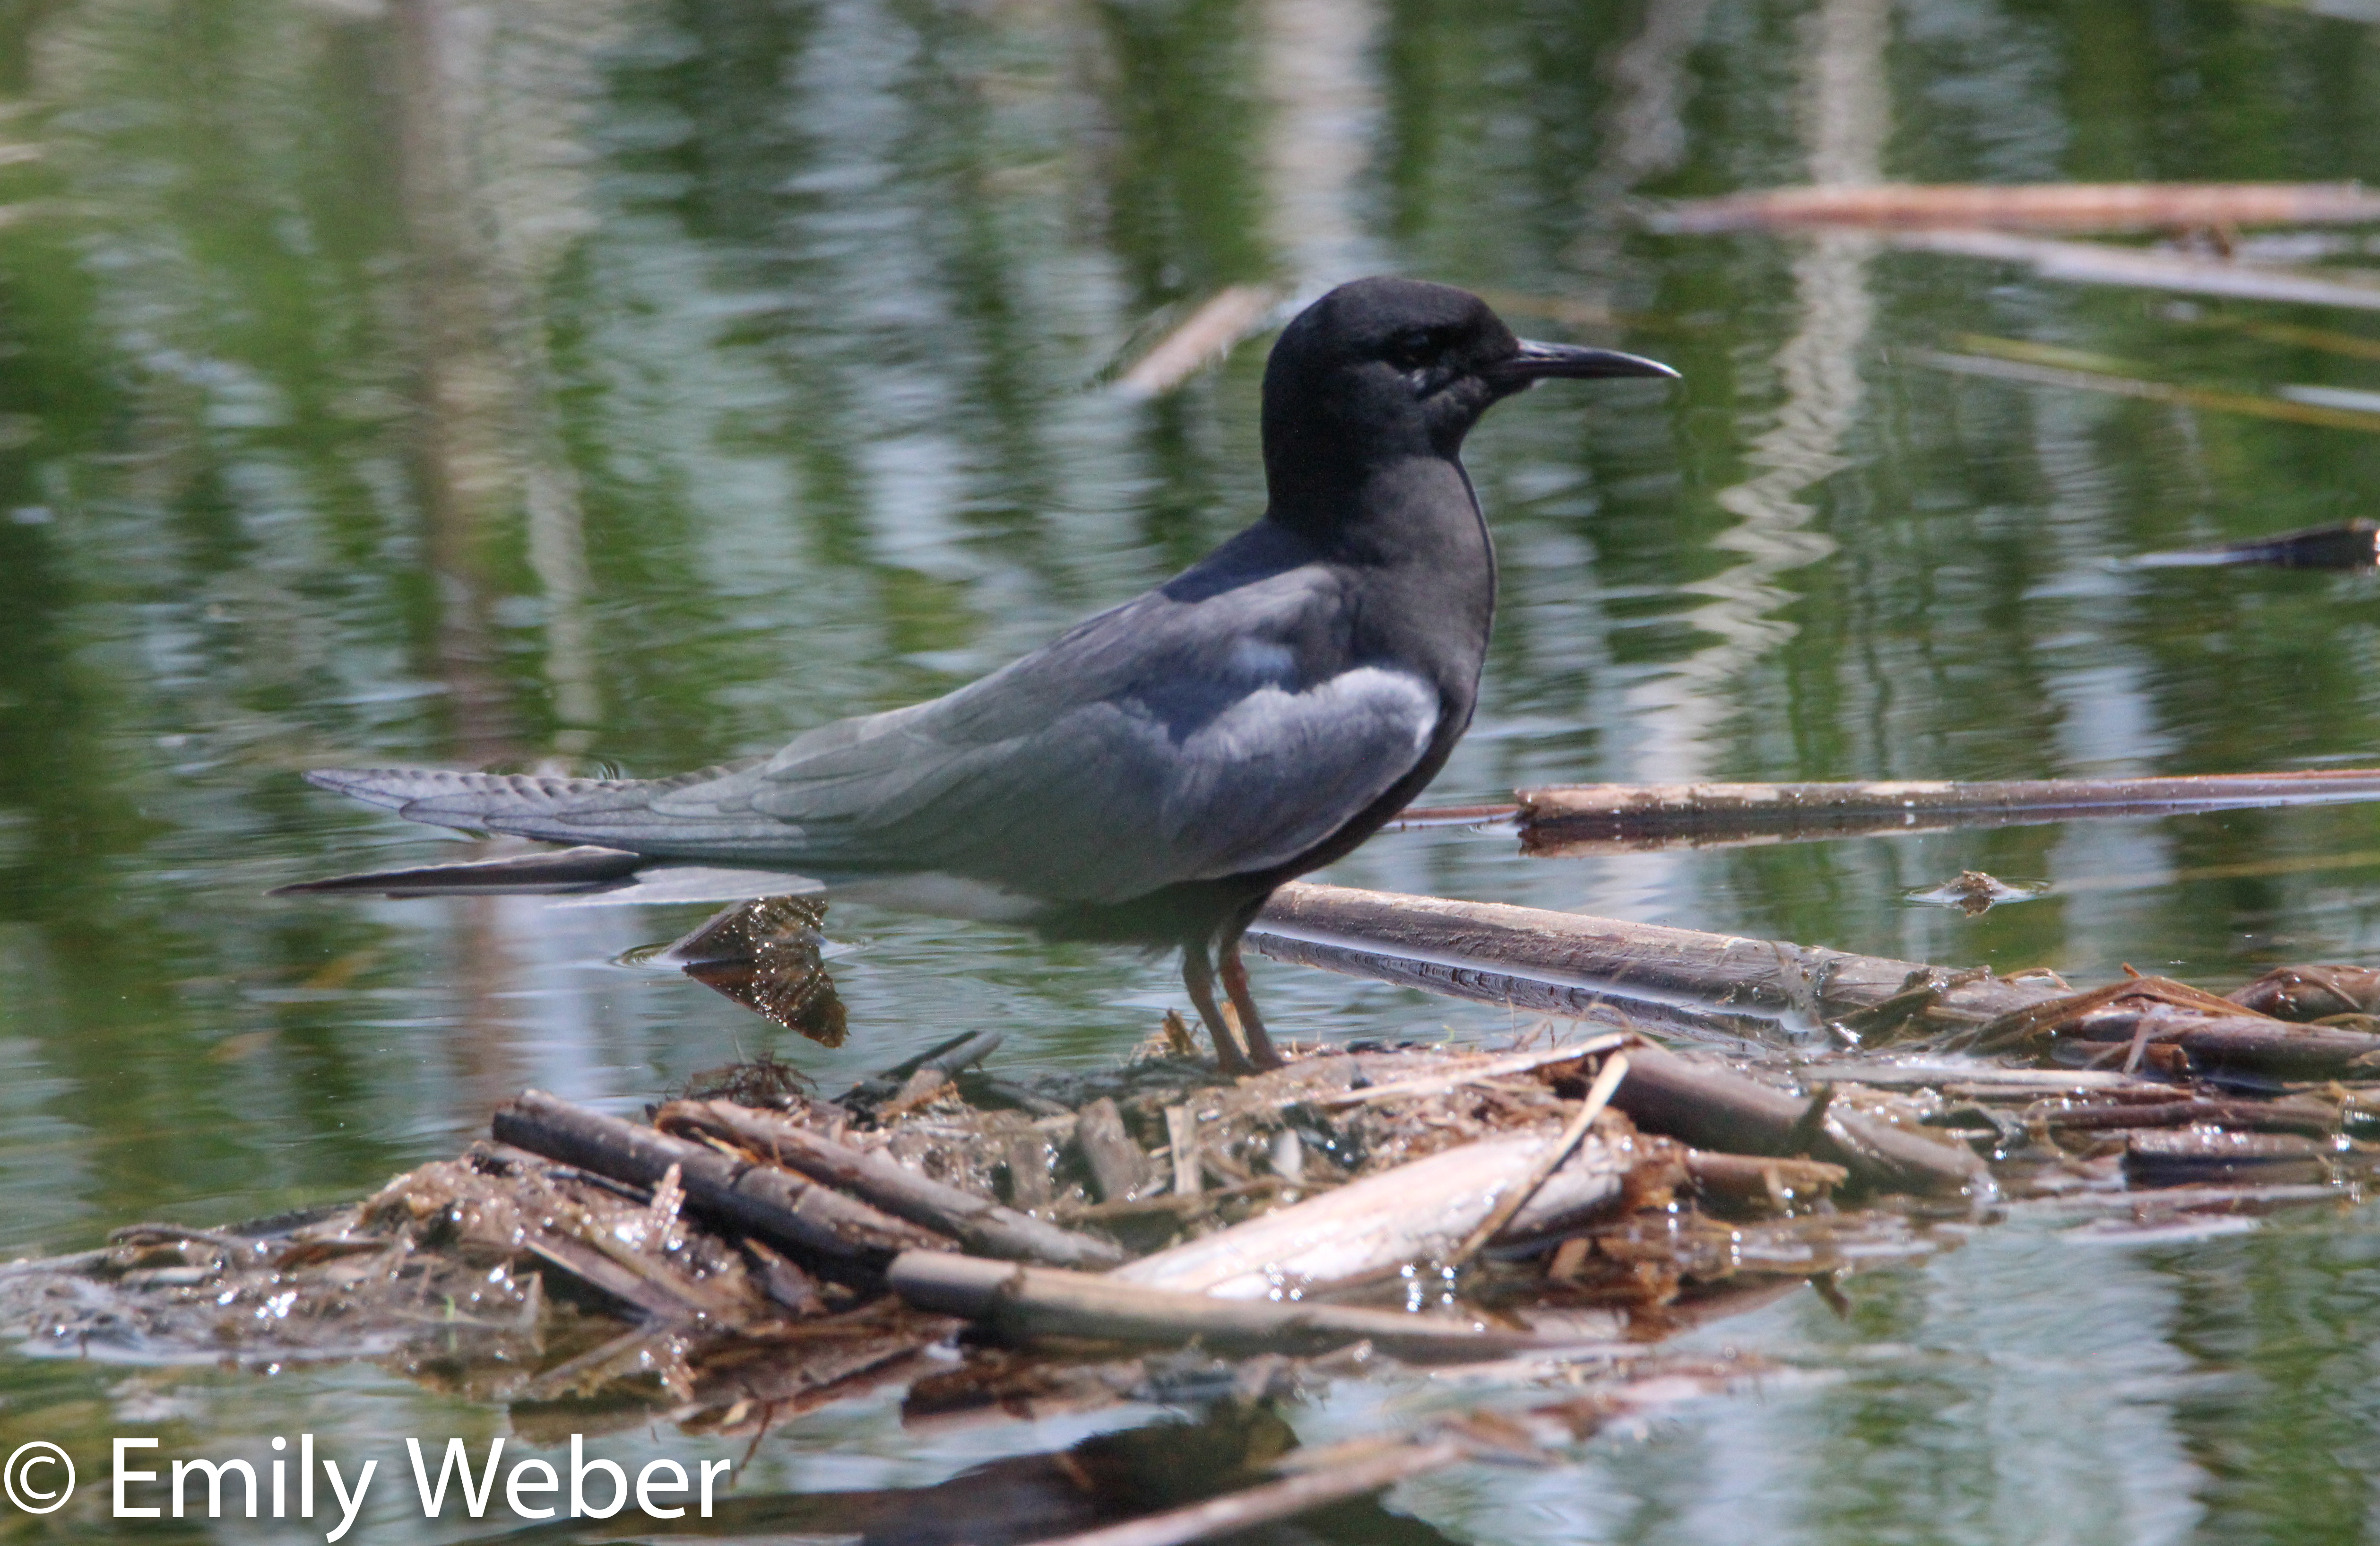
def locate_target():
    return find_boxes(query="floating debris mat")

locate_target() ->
[9,1007,2374,1383]
[13,891,2380,1539]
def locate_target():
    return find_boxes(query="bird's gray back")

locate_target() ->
[479,538,1449,907]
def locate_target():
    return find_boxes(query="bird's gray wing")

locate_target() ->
[480,565,1443,904]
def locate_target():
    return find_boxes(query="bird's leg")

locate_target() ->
[1217,926,1284,1071]
[1181,938,1253,1075]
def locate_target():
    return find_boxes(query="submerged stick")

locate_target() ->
[1513,768,2380,855]
[492,1091,948,1272]
[888,1253,1570,1362]
[1887,228,2380,313]
[661,1101,1125,1271]
[1016,1435,1468,1546]
[2038,1098,2338,1137]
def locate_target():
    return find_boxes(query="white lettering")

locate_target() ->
[173,1458,257,1520]
[321,1457,376,1544]
[408,1436,506,1518]
[113,1438,159,1519]
[507,1458,558,1520]
[636,1459,688,1519]
[570,1435,626,1519]
[701,1457,732,1517]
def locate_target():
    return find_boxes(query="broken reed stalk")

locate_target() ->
[1964,975,2380,1075]
[1306,1035,1627,1107]
[1113,1125,1642,1297]
[1618,1044,1987,1198]
[1165,1104,1202,1200]
[1648,182,2380,234]
[1074,1098,1150,1202]
[1016,1436,1470,1546]
[659,1099,1125,1271]
[887,1253,1573,1362]
[1680,1150,1849,1207]
[1113,285,1283,398]
[1444,1051,1631,1271]
[491,1091,948,1272]
[1510,768,2380,855]
[2041,1099,2339,1137]
[847,1028,1005,1111]
[2068,1008,2380,1078]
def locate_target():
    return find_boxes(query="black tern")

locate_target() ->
[280,277,1677,1073]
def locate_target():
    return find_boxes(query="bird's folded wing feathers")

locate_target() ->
[727,670,1439,904]
[325,562,1442,905]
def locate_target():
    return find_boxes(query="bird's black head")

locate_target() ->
[1259,277,1674,521]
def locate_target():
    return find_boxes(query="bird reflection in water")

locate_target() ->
[657,896,849,1048]
[482,1399,1461,1546]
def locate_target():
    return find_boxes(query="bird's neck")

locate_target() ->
[1263,448,1497,695]
[1264,445,1491,573]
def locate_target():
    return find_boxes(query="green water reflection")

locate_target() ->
[7,0,2380,1538]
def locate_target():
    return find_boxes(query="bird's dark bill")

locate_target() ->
[1489,338,1680,383]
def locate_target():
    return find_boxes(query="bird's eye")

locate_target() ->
[1387,329,1438,371]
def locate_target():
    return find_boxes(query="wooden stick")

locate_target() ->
[1616,1045,1988,1198]
[1681,1150,1849,1207]
[845,1029,1005,1108]
[2037,1099,2338,1137]
[1444,1052,1629,1271]
[1015,1435,1468,1546]
[491,1091,948,1273]
[887,1253,1570,1363]
[1250,881,2060,1040]
[2068,1008,2380,1078]
[660,1100,1125,1271]
[1247,886,1998,1195]
[1307,1036,1627,1108]
[1112,1127,1636,1297]
[1164,1105,1202,1200]
[1513,769,2380,855]
[1073,1098,1150,1203]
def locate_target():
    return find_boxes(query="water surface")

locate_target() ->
[7,0,2380,1538]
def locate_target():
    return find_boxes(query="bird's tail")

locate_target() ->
[270,844,648,897]
[301,766,708,829]
[283,762,810,902]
